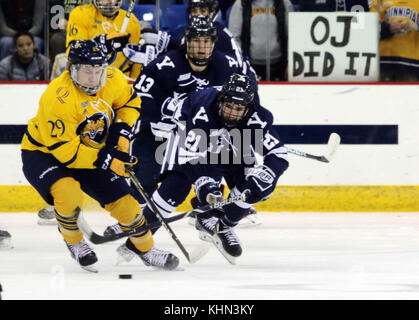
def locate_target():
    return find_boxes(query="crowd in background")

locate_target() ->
[0,0,417,81]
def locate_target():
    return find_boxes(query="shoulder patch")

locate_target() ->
[56,87,70,104]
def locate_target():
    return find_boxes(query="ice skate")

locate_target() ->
[211,220,242,265]
[195,216,218,242]
[237,206,262,228]
[122,239,180,270]
[115,241,136,265]
[65,239,98,273]
[103,223,122,236]
[0,228,12,249]
[37,206,58,225]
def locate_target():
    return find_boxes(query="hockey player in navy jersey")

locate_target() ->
[118,74,289,264]
[185,0,244,64]
[103,15,259,236]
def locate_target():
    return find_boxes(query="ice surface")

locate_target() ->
[2,211,419,300]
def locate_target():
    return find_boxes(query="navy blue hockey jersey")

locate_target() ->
[133,47,258,125]
[162,87,289,180]
[171,20,244,63]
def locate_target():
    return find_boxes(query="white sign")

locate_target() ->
[288,12,380,81]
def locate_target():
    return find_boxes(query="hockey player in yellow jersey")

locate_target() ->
[370,0,419,81]
[21,40,179,271]
[66,0,142,80]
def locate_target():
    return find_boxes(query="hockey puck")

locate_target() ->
[119,274,132,279]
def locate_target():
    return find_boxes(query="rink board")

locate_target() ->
[0,83,418,212]
[1,185,419,213]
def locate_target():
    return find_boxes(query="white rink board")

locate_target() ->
[0,83,418,186]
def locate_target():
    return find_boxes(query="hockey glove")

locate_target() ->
[94,33,130,54]
[241,165,277,204]
[194,176,223,205]
[122,43,156,66]
[106,122,134,152]
[141,28,171,54]
[94,145,137,177]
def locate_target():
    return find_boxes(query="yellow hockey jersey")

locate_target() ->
[370,0,419,67]
[21,67,141,169]
[66,4,142,80]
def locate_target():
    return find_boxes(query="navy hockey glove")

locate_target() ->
[122,43,156,66]
[241,165,277,204]
[194,176,223,205]
[94,145,137,178]
[106,122,134,148]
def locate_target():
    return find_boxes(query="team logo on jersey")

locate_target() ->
[76,112,110,149]
[178,76,209,90]
[177,73,191,81]
[56,87,70,104]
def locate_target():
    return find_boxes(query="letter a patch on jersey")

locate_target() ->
[156,56,175,70]
[192,106,209,125]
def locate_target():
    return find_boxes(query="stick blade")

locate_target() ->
[188,242,212,264]
[324,132,341,161]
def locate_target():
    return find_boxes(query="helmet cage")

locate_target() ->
[185,15,217,67]
[68,40,108,95]
[217,74,255,128]
[70,64,108,95]
[93,0,122,15]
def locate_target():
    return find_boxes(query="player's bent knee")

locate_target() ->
[106,194,141,226]
[50,177,83,217]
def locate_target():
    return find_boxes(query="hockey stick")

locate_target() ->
[285,132,341,163]
[126,166,219,264]
[120,0,136,33]
[76,192,245,245]
[118,0,136,71]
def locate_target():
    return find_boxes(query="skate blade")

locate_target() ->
[198,231,213,242]
[149,266,185,271]
[115,247,136,266]
[37,218,58,226]
[237,215,262,229]
[188,217,196,226]
[116,256,135,266]
[81,264,99,273]
[212,239,236,265]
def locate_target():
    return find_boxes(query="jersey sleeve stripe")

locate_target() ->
[25,130,45,147]
[61,144,81,167]
[47,141,70,151]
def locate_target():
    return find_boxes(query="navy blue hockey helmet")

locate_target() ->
[187,0,219,20]
[68,40,108,66]
[185,15,217,67]
[218,74,255,128]
[68,40,108,95]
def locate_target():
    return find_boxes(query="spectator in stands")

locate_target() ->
[49,1,92,80]
[298,0,369,12]
[370,0,419,81]
[0,31,50,81]
[228,0,294,81]
[49,1,92,62]
[0,0,46,61]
